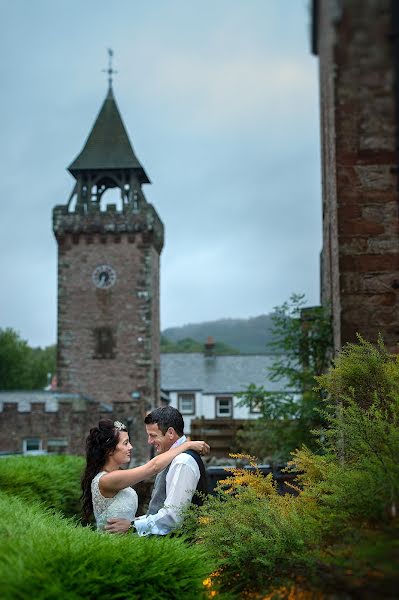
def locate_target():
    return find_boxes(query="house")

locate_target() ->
[160,345,288,457]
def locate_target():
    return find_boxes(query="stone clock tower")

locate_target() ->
[53,73,163,460]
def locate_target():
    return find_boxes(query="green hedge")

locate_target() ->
[0,454,84,517]
[0,492,211,600]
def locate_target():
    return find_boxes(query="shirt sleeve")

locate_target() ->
[134,455,200,536]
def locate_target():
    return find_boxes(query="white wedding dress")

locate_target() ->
[91,471,138,531]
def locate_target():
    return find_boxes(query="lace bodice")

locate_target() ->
[91,471,138,531]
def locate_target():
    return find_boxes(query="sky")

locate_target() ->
[0,0,321,348]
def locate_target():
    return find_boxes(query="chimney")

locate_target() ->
[204,336,215,357]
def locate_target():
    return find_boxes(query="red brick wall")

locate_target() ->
[316,0,399,353]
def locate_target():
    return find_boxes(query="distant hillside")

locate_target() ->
[162,315,276,354]
[161,337,240,354]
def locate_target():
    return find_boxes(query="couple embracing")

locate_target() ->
[81,406,209,535]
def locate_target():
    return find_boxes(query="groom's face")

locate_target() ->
[146,423,176,454]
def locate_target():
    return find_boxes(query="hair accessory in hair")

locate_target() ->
[113,420,127,431]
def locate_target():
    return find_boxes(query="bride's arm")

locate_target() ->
[100,440,209,494]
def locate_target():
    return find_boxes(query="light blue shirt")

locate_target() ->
[134,435,200,536]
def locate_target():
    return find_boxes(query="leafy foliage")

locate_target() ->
[182,456,320,595]
[0,327,56,390]
[182,339,399,597]
[0,492,212,600]
[0,454,84,517]
[238,294,332,461]
[315,334,399,411]
[313,336,399,519]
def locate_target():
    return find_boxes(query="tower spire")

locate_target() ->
[102,48,117,91]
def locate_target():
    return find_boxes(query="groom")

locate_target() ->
[105,405,207,536]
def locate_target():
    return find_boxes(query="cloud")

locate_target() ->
[117,35,317,136]
[147,54,314,128]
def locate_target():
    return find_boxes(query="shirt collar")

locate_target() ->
[171,435,187,449]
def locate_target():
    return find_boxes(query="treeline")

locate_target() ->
[0,328,56,390]
[160,336,239,354]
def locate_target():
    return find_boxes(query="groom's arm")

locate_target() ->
[134,454,200,536]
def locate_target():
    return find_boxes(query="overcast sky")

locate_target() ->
[0,0,321,348]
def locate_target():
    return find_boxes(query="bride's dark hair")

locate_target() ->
[81,419,121,522]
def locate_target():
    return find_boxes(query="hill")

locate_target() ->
[160,337,240,354]
[162,315,276,354]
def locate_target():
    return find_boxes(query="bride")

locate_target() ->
[81,418,209,531]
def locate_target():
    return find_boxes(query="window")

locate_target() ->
[216,396,233,418]
[47,439,68,454]
[178,393,195,415]
[93,327,115,358]
[22,438,42,455]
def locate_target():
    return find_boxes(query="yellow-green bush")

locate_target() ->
[182,338,399,597]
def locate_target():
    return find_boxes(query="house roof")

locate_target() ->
[160,353,288,394]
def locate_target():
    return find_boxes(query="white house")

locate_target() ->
[160,351,286,435]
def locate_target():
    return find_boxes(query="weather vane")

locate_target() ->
[102,48,117,89]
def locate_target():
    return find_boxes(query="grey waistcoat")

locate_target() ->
[147,465,170,515]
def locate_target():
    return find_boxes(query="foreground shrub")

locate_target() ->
[0,492,212,600]
[0,454,84,517]
[182,339,399,597]
[183,457,326,595]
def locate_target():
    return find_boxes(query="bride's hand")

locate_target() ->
[187,440,210,456]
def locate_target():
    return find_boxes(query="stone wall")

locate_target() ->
[315,0,399,353]
[53,203,163,462]
[0,392,154,463]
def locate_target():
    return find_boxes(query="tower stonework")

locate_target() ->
[312,0,399,354]
[53,85,163,460]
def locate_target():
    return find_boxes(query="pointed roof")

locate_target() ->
[68,87,150,184]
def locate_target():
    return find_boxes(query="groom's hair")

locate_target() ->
[144,406,184,436]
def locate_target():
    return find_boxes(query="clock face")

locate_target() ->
[92,265,117,289]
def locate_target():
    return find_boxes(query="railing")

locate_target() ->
[190,418,248,458]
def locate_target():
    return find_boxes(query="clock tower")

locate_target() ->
[53,73,163,460]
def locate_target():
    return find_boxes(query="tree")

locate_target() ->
[0,328,56,390]
[238,294,333,462]
[25,344,56,390]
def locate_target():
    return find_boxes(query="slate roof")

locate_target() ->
[160,353,289,394]
[68,86,150,183]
